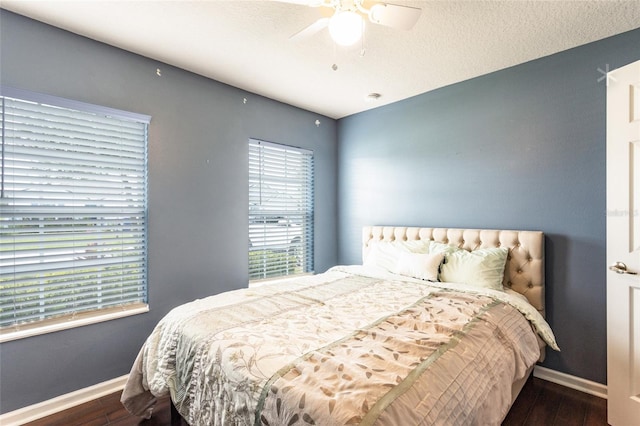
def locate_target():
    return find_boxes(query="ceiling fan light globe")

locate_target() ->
[328,11,363,46]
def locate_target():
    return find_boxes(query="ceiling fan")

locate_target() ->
[278,0,422,46]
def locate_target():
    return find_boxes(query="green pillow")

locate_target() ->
[439,246,509,291]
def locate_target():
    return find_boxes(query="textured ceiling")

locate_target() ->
[2,1,640,119]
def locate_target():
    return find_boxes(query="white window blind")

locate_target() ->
[249,139,313,280]
[0,87,150,330]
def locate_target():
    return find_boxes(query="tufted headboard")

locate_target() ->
[362,226,545,317]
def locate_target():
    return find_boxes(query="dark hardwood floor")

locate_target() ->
[23,376,607,426]
[502,377,607,426]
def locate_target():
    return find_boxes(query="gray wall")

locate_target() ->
[0,11,338,413]
[338,27,640,384]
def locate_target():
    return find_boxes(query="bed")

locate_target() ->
[121,226,558,425]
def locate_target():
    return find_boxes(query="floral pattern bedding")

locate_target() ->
[121,266,557,426]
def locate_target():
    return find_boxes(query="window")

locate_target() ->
[0,87,150,339]
[248,139,313,280]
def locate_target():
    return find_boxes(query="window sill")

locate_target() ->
[0,303,149,343]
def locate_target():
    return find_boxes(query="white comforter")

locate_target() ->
[122,265,558,426]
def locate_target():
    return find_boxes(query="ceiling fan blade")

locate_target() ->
[289,17,330,41]
[368,3,421,30]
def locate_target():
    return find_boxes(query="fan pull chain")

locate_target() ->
[331,39,338,71]
[360,16,366,57]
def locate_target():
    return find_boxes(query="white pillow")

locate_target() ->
[394,252,445,281]
[428,241,461,255]
[363,240,430,272]
[439,247,509,290]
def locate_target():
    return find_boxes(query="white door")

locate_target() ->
[607,59,640,426]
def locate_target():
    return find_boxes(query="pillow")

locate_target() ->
[394,252,445,281]
[428,241,461,255]
[439,246,509,290]
[363,240,430,272]
[398,239,431,253]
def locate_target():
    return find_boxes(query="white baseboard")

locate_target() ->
[0,367,607,425]
[534,365,608,399]
[0,375,129,426]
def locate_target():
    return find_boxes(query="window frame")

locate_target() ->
[0,86,150,342]
[248,139,314,281]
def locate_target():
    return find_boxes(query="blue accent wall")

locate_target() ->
[337,27,640,384]
[0,10,338,413]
